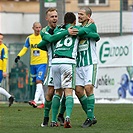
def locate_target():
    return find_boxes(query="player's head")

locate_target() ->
[0,33,4,45]
[64,12,76,25]
[32,22,42,36]
[46,7,58,29]
[78,7,92,25]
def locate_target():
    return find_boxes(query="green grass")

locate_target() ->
[0,103,133,133]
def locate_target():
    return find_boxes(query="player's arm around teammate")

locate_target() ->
[75,7,100,128]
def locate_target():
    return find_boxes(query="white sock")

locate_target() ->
[34,83,44,103]
[0,87,11,99]
[40,87,45,104]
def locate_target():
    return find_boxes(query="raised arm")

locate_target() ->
[78,23,100,41]
[38,27,78,50]
[42,27,78,43]
[42,30,69,43]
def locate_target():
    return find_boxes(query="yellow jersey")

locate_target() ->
[0,43,8,72]
[18,34,48,65]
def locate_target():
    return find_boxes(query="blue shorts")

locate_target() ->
[0,70,3,83]
[30,64,47,83]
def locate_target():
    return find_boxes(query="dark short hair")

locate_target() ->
[64,12,76,24]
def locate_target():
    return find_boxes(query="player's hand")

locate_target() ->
[15,56,20,63]
[68,27,78,36]
[88,18,95,24]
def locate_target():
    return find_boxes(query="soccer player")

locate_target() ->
[0,33,14,107]
[39,8,66,127]
[38,8,77,127]
[15,22,48,108]
[75,7,99,128]
[40,12,100,128]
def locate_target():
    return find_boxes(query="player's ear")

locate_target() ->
[74,20,76,25]
[87,14,91,20]
[45,16,48,21]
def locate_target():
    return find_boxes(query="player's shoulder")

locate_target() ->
[56,24,62,28]
[85,22,94,26]
[40,26,50,38]
[41,26,49,33]
[85,23,97,32]
[1,43,7,49]
[27,33,34,38]
[73,25,80,29]
[87,23,97,28]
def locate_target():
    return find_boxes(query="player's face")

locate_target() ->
[33,24,42,35]
[78,9,90,25]
[0,35,3,45]
[46,11,58,29]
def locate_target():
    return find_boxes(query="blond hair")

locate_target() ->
[46,7,57,15]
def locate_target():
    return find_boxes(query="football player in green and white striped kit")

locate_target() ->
[38,8,79,127]
[75,7,100,128]
[39,12,99,128]
[38,8,74,127]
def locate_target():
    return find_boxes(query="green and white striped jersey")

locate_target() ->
[76,23,99,67]
[38,23,100,65]
[76,39,98,67]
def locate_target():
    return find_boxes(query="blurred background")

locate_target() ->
[0,0,133,102]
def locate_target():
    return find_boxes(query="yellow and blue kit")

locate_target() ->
[18,34,47,65]
[17,34,48,82]
[0,43,8,83]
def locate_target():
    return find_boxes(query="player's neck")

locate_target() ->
[82,20,88,26]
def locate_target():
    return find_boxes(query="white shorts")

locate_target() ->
[43,66,54,86]
[52,64,76,90]
[76,64,98,87]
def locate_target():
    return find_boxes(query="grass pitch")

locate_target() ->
[0,103,133,133]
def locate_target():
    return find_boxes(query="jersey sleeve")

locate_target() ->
[83,32,100,41]
[18,47,28,57]
[2,46,8,72]
[37,40,48,51]
[24,38,30,48]
[78,23,100,41]
[3,58,7,72]
[42,30,69,43]
[78,23,96,35]
[17,38,29,57]
[38,27,69,50]
[40,30,43,38]
[40,27,47,38]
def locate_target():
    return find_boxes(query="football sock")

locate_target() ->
[65,95,74,118]
[34,83,43,103]
[44,99,52,117]
[79,94,87,114]
[0,87,11,98]
[59,95,66,115]
[52,94,61,122]
[87,94,95,120]
[40,87,45,104]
